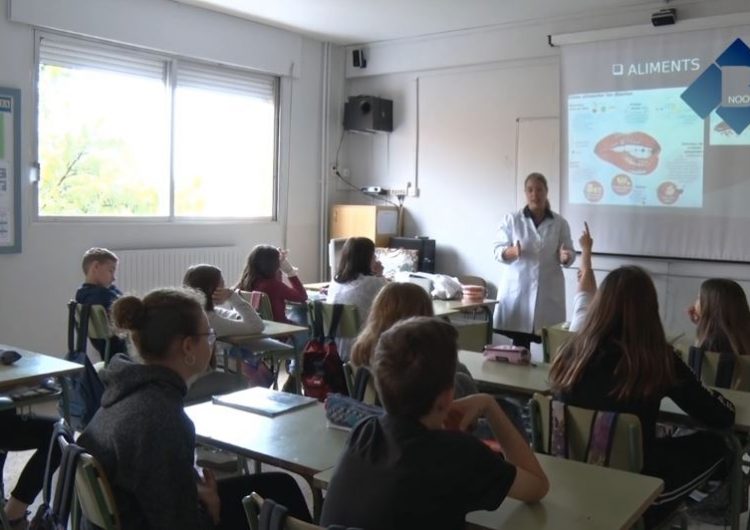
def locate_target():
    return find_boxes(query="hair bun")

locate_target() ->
[112,295,147,331]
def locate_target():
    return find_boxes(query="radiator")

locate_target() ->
[113,246,249,296]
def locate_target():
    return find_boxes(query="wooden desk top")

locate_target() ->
[0,345,82,391]
[218,320,308,344]
[304,282,329,292]
[185,400,349,478]
[314,453,662,530]
[459,350,550,395]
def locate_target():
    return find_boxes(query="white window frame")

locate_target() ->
[32,31,281,223]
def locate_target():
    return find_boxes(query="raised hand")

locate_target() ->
[211,287,233,305]
[579,222,593,252]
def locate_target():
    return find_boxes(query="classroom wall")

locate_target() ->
[334,0,750,342]
[0,0,327,353]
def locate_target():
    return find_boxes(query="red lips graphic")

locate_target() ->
[594,132,661,175]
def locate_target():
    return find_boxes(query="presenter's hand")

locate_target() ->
[559,244,573,265]
[503,240,522,261]
[579,222,593,252]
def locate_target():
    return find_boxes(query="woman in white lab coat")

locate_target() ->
[493,173,575,348]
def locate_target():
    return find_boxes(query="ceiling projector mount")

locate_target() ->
[652,7,677,26]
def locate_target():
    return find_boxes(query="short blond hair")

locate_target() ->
[82,247,118,273]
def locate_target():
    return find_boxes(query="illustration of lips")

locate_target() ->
[611,174,632,196]
[584,180,604,203]
[657,181,682,205]
[594,132,661,175]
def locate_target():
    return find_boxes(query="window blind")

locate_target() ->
[176,62,276,101]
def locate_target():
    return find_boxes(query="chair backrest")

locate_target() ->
[74,453,120,530]
[309,302,361,339]
[74,303,113,341]
[241,291,275,321]
[688,346,750,390]
[541,323,575,363]
[529,393,643,473]
[243,492,323,530]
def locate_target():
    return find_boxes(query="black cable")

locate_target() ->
[333,130,401,208]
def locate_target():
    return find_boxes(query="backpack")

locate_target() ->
[300,302,349,401]
[30,422,83,530]
[61,301,105,431]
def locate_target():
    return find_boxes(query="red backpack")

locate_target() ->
[301,301,349,400]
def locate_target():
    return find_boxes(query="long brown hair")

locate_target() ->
[183,264,222,311]
[236,245,281,291]
[549,266,675,401]
[696,278,750,356]
[334,237,375,284]
[351,283,434,367]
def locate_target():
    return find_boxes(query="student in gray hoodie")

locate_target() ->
[78,288,310,530]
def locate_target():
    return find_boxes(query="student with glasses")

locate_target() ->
[78,288,310,530]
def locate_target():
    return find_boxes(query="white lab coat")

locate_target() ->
[493,209,575,334]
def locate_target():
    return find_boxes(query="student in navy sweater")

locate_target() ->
[550,266,735,527]
[75,247,126,357]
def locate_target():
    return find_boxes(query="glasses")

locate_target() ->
[194,329,217,347]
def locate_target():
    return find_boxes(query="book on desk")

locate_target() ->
[212,387,317,417]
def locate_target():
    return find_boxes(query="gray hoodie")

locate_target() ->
[78,355,213,530]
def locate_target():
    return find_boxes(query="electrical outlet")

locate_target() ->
[407,187,419,197]
[389,189,408,196]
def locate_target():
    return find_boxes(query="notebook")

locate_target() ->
[212,387,317,417]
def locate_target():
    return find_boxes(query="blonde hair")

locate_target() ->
[350,282,434,367]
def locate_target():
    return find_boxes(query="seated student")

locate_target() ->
[549,266,735,528]
[327,237,387,361]
[351,282,478,398]
[235,246,307,325]
[77,288,310,530]
[184,264,263,337]
[75,247,126,357]
[688,278,750,358]
[1,412,61,529]
[320,317,549,530]
[569,222,594,332]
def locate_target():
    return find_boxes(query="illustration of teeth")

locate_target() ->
[594,132,661,175]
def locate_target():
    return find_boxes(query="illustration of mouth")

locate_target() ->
[594,132,661,175]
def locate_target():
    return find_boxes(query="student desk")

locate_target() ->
[313,453,663,530]
[0,344,82,416]
[218,321,308,391]
[458,350,550,396]
[459,352,748,530]
[184,400,348,518]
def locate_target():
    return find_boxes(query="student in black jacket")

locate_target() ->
[550,266,735,528]
[78,288,309,530]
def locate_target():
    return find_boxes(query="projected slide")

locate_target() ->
[568,87,704,208]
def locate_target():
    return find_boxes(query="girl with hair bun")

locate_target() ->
[78,288,310,530]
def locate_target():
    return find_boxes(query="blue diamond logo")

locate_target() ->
[682,38,750,134]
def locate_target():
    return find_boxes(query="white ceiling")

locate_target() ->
[173,0,673,45]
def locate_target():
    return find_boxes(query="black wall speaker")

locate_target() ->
[344,95,393,132]
[352,49,367,68]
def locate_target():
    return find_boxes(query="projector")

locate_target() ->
[652,8,676,27]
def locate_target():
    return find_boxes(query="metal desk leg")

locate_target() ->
[60,377,72,425]
[311,480,324,522]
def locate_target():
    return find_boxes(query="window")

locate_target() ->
[37,35,278,219]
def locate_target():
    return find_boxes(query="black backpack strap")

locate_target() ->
[42,421,73,507]
[326,304,344,340]
[715,351,737,389]
[67,301,77,355]
[311,301,325,341]
[54,444,86,526]
[688,346,704,379]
